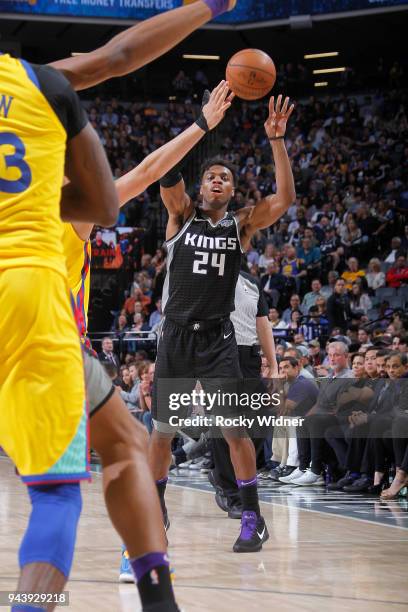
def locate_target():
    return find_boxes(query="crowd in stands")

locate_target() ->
[91,82,407,499]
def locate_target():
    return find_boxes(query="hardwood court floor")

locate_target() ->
[1,458,408,612]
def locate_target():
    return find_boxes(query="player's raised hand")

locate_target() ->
[264,95,295,139]
[202,80,235,130]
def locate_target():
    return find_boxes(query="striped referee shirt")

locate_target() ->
[230,271,269,347]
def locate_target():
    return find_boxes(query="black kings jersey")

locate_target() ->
[163,208,242,325]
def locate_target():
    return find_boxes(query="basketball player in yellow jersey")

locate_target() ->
[0,54,120,608]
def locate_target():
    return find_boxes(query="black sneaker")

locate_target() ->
[343,475,373,493]
[267,466,285,482]
[233,511,269,553]
[200,457,214,473]
[215,490,229,513]
[327,471,358,491]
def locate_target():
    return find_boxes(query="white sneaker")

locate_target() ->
[292,470,325,486]
[279,467,305,484]
[178,459,192,468]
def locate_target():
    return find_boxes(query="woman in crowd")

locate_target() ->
[349,281,372,316]
[268,307,288,330]
[366,258,386,292]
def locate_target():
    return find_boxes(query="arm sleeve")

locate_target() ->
[31,63,88,140]
[257,288,269,317]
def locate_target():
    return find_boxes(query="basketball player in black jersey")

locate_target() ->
[150,94,295,553]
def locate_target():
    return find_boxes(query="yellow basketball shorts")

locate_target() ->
[0,267,89,485]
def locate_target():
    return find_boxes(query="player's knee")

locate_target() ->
[19,483,82,578]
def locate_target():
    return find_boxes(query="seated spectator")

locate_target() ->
[341,257,365,290]
[149,298,163,329]
[392,334,408,353]
[113,313,129,333]
[139,361,155,433]
[288,309,303,333]
[366,258,386,292]
[308,339,325,368]
[349,281,372,316]
[386,255,408,288]
[297,237,322,278]
[339,216,362,256]
[384,237,403,264]
[261,261,286,307]
[268,307,288,329]
[357,328,371,346]
[120,361,140,416]
[321,270,339,299]
[300,305,329,341]
[315,295,328,318]
[280,245,307,293]
[258,243,276,272]
[118,365,132,392]
[282,294,301,324]
[320,226,343,271]
[301,279,325,314]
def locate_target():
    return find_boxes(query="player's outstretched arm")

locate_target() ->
[50,1,236,91]
[238,95,296,250]
[62,123,119,227]
[69,82,232,240]
[116,81,232,206]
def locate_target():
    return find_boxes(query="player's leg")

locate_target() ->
[149,320,195,528]
[15,484,82,612]
[0,268,87,610]
[90,392,179,612]
[199,321,268,552]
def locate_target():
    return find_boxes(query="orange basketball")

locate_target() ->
[226,49,276,101]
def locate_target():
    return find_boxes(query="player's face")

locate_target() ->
[200,165,234,210]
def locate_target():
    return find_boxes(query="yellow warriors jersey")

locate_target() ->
[0,55,89,481]
[62,223,91,337]
[0,54,82,274]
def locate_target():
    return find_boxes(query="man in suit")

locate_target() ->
[260,261,286,307]
[99,336,120,373]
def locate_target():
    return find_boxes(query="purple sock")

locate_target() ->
[130,551,169,582]
[237,476,257,488]
[237,476,260,515]
[202,0,231,19]
[156,477,168,485]
[130,552,176,609]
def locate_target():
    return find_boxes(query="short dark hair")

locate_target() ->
[351,352,366,364]
[200,157,237,186]
[376,349,391,358]
[386,351,408,366]
[280,356,299,368]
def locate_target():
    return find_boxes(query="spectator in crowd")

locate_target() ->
[339,216,362,257]
[261,261,285,308]
[268,307,288,330]
[301,278,325,314]
[282,294,302,324]
[280,245,307,293]
[327,279,352,333]
[366,258,386,292]
[349,281,372,316]
[321,270,339,299]
[120,361,140,416]
[386,255,408,288]
[99,336,120,372]
[341,257,366,290]
[149,298,163,329]
[384,237,403,264]
[297,237,321,280]
[258,243,276,272]
[118,365,132,392]
[139,361,155,433]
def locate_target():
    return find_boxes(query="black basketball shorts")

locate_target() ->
[152,317,242,433]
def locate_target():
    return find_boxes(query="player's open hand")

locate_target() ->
[264,95,295,139]
[202,80,234,130]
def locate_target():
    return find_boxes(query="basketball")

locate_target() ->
[226,49,276,100]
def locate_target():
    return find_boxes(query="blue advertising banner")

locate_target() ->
[0,0,406,24]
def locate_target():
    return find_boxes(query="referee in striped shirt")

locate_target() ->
[211,268,279,517]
